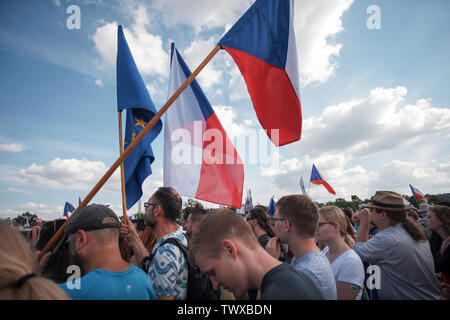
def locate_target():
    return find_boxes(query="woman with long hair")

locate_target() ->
[247,206,275,248]
[426,205,450,286]
[0,220,69,299]
[317,206,365,300]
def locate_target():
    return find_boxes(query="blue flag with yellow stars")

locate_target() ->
[117,25,162,209]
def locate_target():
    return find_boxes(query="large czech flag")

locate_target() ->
[164,44,244,208]
[310,164,336,195]
[218,0,301,146]
[409,184,425,201]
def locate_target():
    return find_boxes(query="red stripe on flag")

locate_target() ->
[195,113,244,208]
[222,46,302,146]
[311,179,336,195]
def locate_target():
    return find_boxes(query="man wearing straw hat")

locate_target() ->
[355,190,441,299]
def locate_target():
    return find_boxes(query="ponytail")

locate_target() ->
[382,210,426,241]
[344,215,356,248]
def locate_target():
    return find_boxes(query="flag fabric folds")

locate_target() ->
[64,202,75,219]
[310,164,336,195]
[409,184,424,201]
[300,176,307,195]
[164,43,244,208]
[116,25,162,209]
[268,197,275,216]
[218,0,301,146]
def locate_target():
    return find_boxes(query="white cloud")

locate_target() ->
[378,160,450,193]
[18,158,121,192]
[19,202,38,209]
[53,0,61,7]
[94,79,104,87]
[212,105,247,139]
[0,143,25,152]
[182,37,222,90]
[7,187,25,193]
[91,5,169,76]
[291,86,450,158]
[150,0,252,33]
[228,65,248,102]
[294,0,354,86]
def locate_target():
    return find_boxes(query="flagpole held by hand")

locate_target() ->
[118,110,128,225]
[38,44,221,261]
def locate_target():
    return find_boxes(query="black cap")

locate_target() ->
[64,204,121,237]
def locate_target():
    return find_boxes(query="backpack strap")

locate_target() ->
[142,237,188,273]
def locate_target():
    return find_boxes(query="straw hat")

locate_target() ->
[363,191,412,212]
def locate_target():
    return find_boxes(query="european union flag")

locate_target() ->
[117,25,162,209]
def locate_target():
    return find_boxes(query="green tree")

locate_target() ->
[184,198,200,208]
[12,211,38,227]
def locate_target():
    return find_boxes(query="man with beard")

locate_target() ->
[121,187,189,300]
[58,204,157,300]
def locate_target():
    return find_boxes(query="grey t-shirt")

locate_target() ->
[355,223,441,300]
[260,263,324,300]
[291,252,337,300]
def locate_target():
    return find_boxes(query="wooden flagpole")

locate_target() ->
[38,44,221,260]
[118,110,128,225]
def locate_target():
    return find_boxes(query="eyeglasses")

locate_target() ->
[318,222,334,228]
[144,202,157,209]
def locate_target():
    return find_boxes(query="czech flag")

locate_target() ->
[218,0,301,146]
[163,44,244,208]
[310,164,336,195]
[409,184,424,201]
[63,202,75,219]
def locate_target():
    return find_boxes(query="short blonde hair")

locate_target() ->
[188,209,259,263]
[0,220,69,300]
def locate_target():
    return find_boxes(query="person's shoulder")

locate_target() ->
[262,263,323,299]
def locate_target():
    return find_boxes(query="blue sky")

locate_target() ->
[1,0,449,220]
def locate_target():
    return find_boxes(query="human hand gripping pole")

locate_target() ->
[38,44,221,261]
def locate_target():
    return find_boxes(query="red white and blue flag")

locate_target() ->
[409,184,424,201]
[218,0,301,146]
[310,164,336,195]
[63,201,75,220]
[164,44,244,208]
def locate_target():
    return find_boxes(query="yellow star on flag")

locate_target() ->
[134,117,147,128]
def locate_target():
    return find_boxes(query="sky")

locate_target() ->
[0,0,449,221]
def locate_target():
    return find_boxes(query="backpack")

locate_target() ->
[146,237,219,300]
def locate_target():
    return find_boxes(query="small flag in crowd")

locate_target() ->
[22,217,29,228]
[268,197,275,216]
[218,0,302,146]
[409,184,425,201]
[117,25,162,209]
[164,43,244,208]
[310,164,336,195]
[300,176,307,195]
[63,202,75,219]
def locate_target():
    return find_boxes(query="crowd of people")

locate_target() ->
[0,187,449,300]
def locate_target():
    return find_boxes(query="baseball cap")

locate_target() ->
[63,204,121,237]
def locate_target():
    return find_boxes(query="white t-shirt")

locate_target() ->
[322,247,365,300]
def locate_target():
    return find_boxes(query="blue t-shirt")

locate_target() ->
[59,264,157,300]
[148,227,188,300]
[291,252,337,300]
